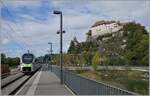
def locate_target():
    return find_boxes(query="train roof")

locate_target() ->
[22,53,34,57]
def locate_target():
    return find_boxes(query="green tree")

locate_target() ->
[68,40,76,54]
[68,37,81,54]
[123,22,149,66]
[92,52,101,71]
[82,51,89,65]
[78,54,86,67]
[1,53,6,64]
[6,57,20,67]
[103,55,110,65]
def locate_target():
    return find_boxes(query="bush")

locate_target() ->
[92,52,101,71]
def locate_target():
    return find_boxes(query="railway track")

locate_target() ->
[1,68,21,79]
[1,71,20,79]
[1,73,10,79]
[1,67,41,95]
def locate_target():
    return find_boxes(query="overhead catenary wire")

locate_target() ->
[3,21,25,51]
[0,1,54,53]
[1,0,69,56]
[1,0,29,46]
[0,0,33,54]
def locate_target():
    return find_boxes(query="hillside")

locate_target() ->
[67,22,149,66]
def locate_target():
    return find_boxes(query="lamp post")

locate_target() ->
[53,10,65,84]
[48,42,52,71]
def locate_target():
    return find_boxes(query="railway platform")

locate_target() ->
[16,64,73,95]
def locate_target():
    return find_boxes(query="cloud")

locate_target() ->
[1,0,150,57]
[1,38,9,44]
[2,0,41,7]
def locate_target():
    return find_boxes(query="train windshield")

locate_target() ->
[22,54,34,64]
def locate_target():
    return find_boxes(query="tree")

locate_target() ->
[68,37,81,54]
[123,22,149,66]
[103,55,110,65]
[68,40,76,54]
[6,57,20,67]
[82,51,89,65]
[92,52,101,71]
[1,53,6,64]
[78,54,86,67]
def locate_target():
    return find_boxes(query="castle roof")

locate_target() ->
[91,20,116,27]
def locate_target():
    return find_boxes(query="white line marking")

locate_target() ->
[26,70,42,95]
[64,85,75,95]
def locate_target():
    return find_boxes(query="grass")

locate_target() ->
[76,69,149,95]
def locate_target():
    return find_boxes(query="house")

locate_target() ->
[90,20,123,38]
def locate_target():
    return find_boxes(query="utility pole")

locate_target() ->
[48,42,53,71]
[48,42,52,57]
[53,10,65,84]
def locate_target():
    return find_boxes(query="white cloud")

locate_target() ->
[1,38,9,44]
[2,0,41,7]
[1,0,150,57]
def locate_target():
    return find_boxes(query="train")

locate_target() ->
[20,53,41,74]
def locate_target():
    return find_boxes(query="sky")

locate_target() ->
[0,0,150,57]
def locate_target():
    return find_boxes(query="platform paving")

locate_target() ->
[16,64,73,95]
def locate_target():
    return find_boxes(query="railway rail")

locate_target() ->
[1,67,41,95]
[1,71,20,79]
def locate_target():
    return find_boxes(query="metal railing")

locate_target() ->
[51,65,135,95]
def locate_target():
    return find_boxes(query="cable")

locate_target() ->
[0,0,31,53]
[1,1,29,41]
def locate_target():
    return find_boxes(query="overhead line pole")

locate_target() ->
[48,42,53,71]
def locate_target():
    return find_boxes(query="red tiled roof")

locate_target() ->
[91,20,116,27]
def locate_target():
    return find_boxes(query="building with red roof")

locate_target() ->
[90,20,123,38]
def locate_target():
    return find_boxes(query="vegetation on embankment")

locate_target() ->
[75,70,149,95]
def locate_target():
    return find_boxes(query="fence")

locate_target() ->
[51,66,135,95]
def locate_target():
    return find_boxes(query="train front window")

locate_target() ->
[22,54,34,64]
